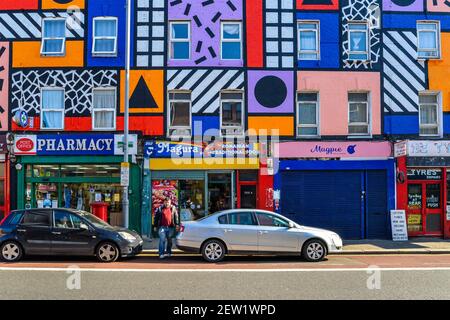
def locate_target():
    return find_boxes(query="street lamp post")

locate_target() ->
[122,0,132,228]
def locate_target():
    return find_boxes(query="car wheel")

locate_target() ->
[202,239,226,263]
[1,241,23,262]
[302,239,326,262]
[96,242,120,263]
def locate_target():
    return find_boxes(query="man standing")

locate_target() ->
[154,197,180,259]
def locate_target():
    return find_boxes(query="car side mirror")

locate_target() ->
[79,223,89,231]
[289,222,295,229]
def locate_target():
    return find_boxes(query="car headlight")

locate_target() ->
[330,234,342,246]
[119,232,137,243]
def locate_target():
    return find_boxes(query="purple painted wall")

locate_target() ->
[382,0,423,12]
[168,0,243,67]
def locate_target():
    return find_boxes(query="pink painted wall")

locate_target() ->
[0,42,8,132]
[427,0,450,12]
[297,71,381,136]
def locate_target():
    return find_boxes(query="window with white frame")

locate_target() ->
[419,93,441,136]
[348,92,370,135]
[168,91,191,137]
[348,22,369,60]
[41,88,65,130]
[221,22,242,60]
[298,21,319,60]
[417,21,440,59]
[93,17,118,56]
[93,88,116,130]
[297,92,319,137]
[169,21,190,60]
[41,18,66,56]
[220,91,244,137]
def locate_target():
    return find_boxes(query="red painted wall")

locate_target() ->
[246,0,263,68]
[0,0,38,10]
[297,0,339,11]
[258,165,274,211]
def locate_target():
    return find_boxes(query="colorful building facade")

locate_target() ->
[1,0,450,239]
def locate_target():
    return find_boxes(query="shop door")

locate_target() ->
[407,182,443,236]
[239,184,257,209]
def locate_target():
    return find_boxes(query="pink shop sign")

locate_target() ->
[277,141,392,159]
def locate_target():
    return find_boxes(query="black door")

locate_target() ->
[240,185,257,209]
[51,210,98,255]
[16,210,52,254]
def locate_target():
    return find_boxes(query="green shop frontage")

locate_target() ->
[13,134,142,232]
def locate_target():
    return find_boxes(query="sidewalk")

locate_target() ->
[142,237,450,254]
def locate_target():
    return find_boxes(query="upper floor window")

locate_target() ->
[348,92,370,136]
[93,88,116,130]
[417,21,440,59]
[41,88,64,130]
[297,21,319,60]
[168,91,191,138]
[297,92,319,137]
[41,18,66,56]
[221,22,242,60]
[169,21,190,60]
[93,17,118,56]
[419,92,441,137]
[348,22,368,61]
[220,91,244,137]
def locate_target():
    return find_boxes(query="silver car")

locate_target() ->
[175,209,343,263]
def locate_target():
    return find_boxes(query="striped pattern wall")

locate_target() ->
[0,11,84,40]
[167,69,244,114]
[382,30,426,113]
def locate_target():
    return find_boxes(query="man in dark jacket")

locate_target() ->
[153,197,180,258]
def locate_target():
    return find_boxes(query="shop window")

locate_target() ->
[168,91,191,138]
[297,92,319,137]
[169,21,190,60]
[41,88,65,130]
[41,18,66,56]
[238,170,258,182]
[32,165,60,177]
[297,20,319,60]
[348,92,370,136]
[179,180,205,221]
[417,21,440,59]
[93,88,116,130]
[220,91,244,137]
[419,93,441,137]
[92,17,118,56]
[348,22,369,61]
[61,165,120,177]
[221,21,242,60]
[208,173,233,213]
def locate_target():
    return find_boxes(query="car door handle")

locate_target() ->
[258,231,268,235]
[17,229,26,233]
[52,231,62,235]
[224,229,233,233]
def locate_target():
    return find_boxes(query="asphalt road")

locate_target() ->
[1,254,450,299]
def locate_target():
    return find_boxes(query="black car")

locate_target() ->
[0,208,143,262]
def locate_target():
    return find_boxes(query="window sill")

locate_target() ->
[347,135,372,139]
[40,53,66,57]
[92,53,118,58]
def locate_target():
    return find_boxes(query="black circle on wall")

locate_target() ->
[391,0,416,7]
[53,0,74,3]
[254,76,288,108]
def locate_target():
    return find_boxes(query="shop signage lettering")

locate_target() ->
[407,140,450,157]
[37,137,113,153]
[390,210,408,241]
[407,169,442,180]
[309,145,356,156]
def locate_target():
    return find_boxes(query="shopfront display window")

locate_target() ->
[208,173,232,213]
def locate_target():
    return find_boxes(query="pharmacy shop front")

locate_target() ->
[13,134,141,230]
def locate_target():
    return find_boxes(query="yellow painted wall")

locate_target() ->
[248,116,294,136]
[428,32,450,112]
[12,41,84,68]
[41,0,85,9]
[149,158,260,170]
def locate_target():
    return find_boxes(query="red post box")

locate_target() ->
[90,202,109,222]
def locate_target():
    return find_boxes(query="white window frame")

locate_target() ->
[296,92,320,138]
[92,87,117,131]
[40,18,67,56]
[169,21,191,60]
[168,90,192,138]
[40,87,65,130]
[220,90,245,138]
[297,20,320,61]
[220,21,243,60]
[92,17,118,57]
[418,91,442,137]
[348,91,371,137]
[417,21,441,60]
[348,21,369,61]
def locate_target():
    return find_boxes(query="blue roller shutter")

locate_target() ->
[366,170,389,239]
[280,170,362,239]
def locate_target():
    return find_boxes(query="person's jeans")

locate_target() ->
[158,226,175,256]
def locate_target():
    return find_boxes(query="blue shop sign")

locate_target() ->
[37,134,115,155]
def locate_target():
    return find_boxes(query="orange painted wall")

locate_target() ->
[248,116,294,136]
[428,33,450,112]
[41,0,85,9]
[298,71,381,136]
[12,41,84,68]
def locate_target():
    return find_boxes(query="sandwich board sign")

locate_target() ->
[390,210,408,241]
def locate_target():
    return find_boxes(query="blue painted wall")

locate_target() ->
[383,14,450,31]
[87,0,126,67]
[384,115,419,135]
[297,12,340,69]
[192,116,221,136]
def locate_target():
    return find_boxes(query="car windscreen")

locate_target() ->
[75,210,111,228]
